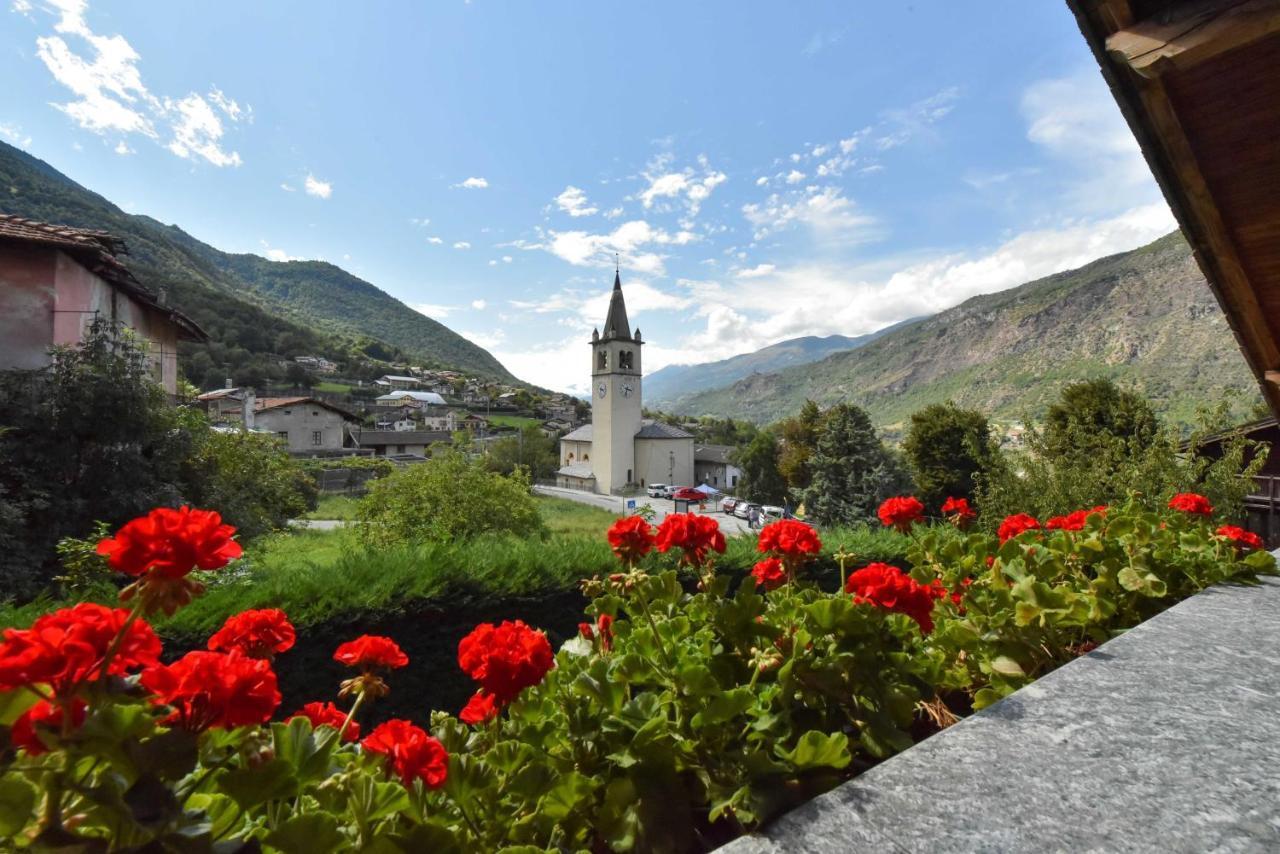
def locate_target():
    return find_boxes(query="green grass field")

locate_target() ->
[311,381,353,393]
[484,414,542,430]
[304,494,362,521]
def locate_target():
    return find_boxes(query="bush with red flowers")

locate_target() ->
[654,511,727,566]
[607,515,656,565]
[1169,492,1214,516]
[0,498,1273,852]
[878,495,925,533]
[207,608,296,659]
[940,496,976,528]
[997,512,1041,542]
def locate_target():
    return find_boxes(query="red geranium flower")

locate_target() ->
[757,519,822,559]
[0,603,161,696]
[1046,510,1089,532]
[1169,493,1213,516]
[208,609,295,660]
[11,699,86,756]
[940,497,976,528]
[878,496,925,533]
[457,620,553,705]
[845,562,945,635]
[141,649,280,732]
[998,513,1041,543]
[654,513,726,567]
[1216,525,1263,551]
[459,690,500,725]
[1089,505,1109,517]
[362,719,449,789]
[96,506,242,579]
[578,613,616,651]
[607,516,655,564]
[751,557,786,591]
[333,635,409,671]
[289,701,359,742]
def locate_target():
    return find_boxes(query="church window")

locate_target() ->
[597,349,608,370]
[620,350,633,370]
[583,453,589,461]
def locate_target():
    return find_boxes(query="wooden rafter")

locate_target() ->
[1106,0,1280,78]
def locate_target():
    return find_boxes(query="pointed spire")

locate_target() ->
[602,269,632,341]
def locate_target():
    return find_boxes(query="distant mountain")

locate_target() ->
[0,141,517,385]
[646,319,923,410]
[669,232,1260,432]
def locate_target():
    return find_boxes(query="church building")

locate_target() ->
[556,272,695,494]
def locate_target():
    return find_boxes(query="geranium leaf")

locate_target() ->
[217,758,297,809]
[0,776,36,837]
[779,731,850,771]
[266,813,346,854]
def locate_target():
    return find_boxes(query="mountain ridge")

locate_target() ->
[0,141,517,385]
[666,232,1259,432]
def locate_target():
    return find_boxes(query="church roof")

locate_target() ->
[556,463,595,480]
[562,424,594,441]
[636,421,694,440]
[601,271,633,341]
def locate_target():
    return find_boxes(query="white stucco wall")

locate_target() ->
[254,405,350,454]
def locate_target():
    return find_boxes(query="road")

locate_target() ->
[533,484,754,536]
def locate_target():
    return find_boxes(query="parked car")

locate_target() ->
[735,502,761,520]
[720,497,739,514]
[671,487,704,502]
[647,483,667,498]
[761,505,785,522]
[662,485,684,499]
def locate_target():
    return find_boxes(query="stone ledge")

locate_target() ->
[719,577,1280,853]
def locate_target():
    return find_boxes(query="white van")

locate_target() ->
[647,483,667,498]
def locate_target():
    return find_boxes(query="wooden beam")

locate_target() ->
[1107,0,1280,78]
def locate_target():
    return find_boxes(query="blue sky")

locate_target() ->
[1,1,1174,393]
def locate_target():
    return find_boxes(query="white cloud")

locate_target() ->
[737,263,775,279]
[755,176,768,187]
[410,217,431,226]
[11,0,34,16]
[0,122,32,147]
[414,303,453,319]
[538,218,698,275]
[742,186,876,241]
[501,255,512,263]
[259,240,301,263]
[426,236,444,245]
[453,176,489,189]
[785,169,805,184]
[801,28,845,56]
[604,206,624,219]
[636,155,727,217]
[453,241,471,250]
[471,299,487,310]
[113,140,132,155]
[554,185,598,217]
[304,174,332,199]
[876,87,959,150]
[280,182,295,192]
[29,0,246,166]
[460,329,505,350]
[488,259,497,266]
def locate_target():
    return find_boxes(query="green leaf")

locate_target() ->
[535,771,594,821]
[989,655,1025,677]
[674,663,717,696]
[186,792,243,844]
[779,731,850,771]
[218,758,298,809]
[125,728,200,781]
[272,717,336,783]
[266,813,346,854]
[972,687,1006,710]
[691,687,754,727]
[124,773,180,829]
[1117,566,1145,592]
[0,776,36,837]
[596,778,641,852]
[0,688,40,727]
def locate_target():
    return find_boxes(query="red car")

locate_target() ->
[671,487,705,502]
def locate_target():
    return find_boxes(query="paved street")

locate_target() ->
[533,484,754,536]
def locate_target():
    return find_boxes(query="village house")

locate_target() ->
[294,355,337,374]
[350,428,451,458]
[196,385,255,424]
[456,412,489,433]
[556,273,695,493]
[374,374,422,391]
[693,444,742,491]
[253,397,359,455]
[374,390,446,408]
[541,418,574,438]
[0,215,207,395]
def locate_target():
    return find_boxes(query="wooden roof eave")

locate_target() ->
[1066,0,1280,417]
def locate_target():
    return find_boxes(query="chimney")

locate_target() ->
[225,378,233,389]
[242,390,256,430]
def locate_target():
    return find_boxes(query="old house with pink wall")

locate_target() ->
[0,215,206,395]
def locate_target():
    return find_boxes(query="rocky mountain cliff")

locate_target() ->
[668,232,1259,432]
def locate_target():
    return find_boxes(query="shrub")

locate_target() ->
[357,449,548,548]
[901,402,999,513]
[0,499,1269,851]
[181,429,317,540]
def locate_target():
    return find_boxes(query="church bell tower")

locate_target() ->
[590,270,643,494]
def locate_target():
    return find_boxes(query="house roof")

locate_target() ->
[379,375,419,383]
[197,387,243,400]
[556,463,596,480]
[1067,0,1280,417]
[601,271,634,342]
[0,213,208,342]
[560,421,694,442]
[352,430,452,446]
[694,444,735,464]
[255,397,358,421]
[375,390,446,404]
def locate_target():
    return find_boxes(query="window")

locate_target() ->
[620,350,633,370]
[597,349,608,370]
[396,444,406,454]
[627,468,632,483]
[731,475,738,487]
[312,430,323,446]
[276,431,289,442]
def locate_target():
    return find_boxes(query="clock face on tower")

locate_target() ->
[597,382,607,398]
[621,384,633,398]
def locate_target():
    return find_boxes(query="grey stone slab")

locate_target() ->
[719,578,1280,854]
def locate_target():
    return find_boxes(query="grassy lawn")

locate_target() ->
[311,381,353,393]
[485,414,542,430]
[536,495,619,536]
[304,494,362,521]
